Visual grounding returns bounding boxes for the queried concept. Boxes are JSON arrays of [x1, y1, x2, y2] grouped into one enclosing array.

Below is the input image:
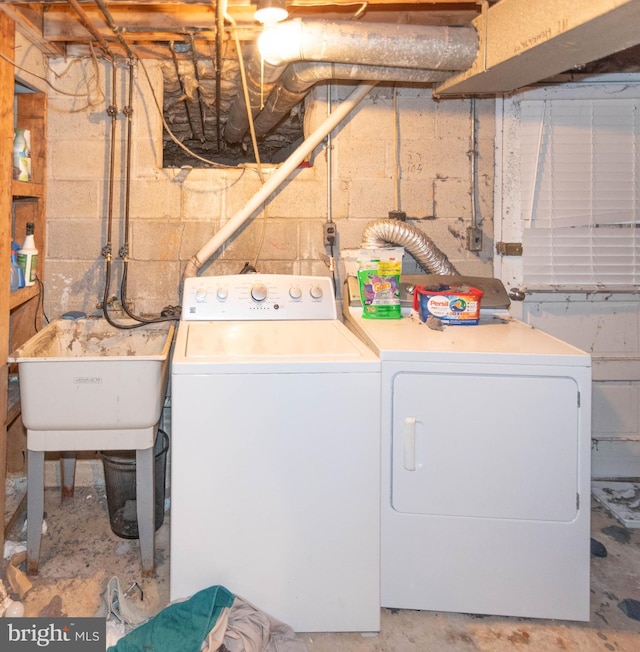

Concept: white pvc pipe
[[183, 81, 377, 278]]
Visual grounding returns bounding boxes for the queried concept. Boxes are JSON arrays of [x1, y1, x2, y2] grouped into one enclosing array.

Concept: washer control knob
[[309, 285, 323, 300], [195, 287, 208, 302], [289, 286, 302, 300], [216, 286, 229, 301], [251, 283, 268, 302]]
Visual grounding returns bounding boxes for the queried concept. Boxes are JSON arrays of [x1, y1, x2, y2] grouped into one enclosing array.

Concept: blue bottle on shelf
[[10, 240, 25, 291]]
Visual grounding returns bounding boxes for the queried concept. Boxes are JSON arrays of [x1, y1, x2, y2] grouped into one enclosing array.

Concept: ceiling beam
[[0, 2, 64, 55], [435, 0, 640, 97], [42, 3, 481, 43], [0, 0, 484, 5]]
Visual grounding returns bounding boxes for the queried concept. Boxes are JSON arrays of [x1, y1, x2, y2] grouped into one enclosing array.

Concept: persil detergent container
[[414, 284, 483, 325]]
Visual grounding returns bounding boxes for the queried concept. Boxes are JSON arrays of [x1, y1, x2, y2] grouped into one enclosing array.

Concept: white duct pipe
[[258, 19, 478, 70], [227, 18, 477, 144], [278, 62, 453, 95], [182, 82, 377, 279], [253, 63, 451, 139], [224, 53, 286, 144], [226, 61, 449, 145]]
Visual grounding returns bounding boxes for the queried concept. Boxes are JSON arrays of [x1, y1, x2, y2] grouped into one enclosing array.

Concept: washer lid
[[173, 319, 379, 372]]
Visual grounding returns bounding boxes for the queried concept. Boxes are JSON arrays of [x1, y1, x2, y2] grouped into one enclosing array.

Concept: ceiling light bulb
[[255, 0, 288, 25]]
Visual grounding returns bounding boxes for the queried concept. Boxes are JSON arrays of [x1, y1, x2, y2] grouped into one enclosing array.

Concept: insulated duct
[[223, 52, 286, 144], [361, 220, 459, 276], [252, 63, 451, 139], [225, 19, 478, 143], [258, 19, 478, 70]]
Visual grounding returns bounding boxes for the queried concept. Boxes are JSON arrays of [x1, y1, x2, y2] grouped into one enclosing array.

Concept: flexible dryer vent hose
[[360, 219, 459, 275]]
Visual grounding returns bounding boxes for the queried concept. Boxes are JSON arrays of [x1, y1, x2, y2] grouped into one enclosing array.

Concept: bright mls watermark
[[1, 618, 105, 650]]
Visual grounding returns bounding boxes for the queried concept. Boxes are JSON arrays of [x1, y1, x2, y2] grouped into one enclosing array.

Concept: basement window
[[505, 80, 640, 291], [160, 55, 304, 168]]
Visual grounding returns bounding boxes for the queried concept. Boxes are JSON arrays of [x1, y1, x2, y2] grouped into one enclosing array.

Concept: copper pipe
[[67, 0, 113, 58], [94, 0, 136, 60]]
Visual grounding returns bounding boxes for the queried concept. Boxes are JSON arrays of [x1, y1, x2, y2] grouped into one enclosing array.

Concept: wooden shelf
[[1, 11, 47, 547], [12, 180, 44, 199], [9, 284, 39, 311]]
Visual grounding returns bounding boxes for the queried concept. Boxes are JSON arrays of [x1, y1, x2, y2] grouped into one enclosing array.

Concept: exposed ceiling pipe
[[67, 0, 114, 59], [224, 52, 286, 143], [225, 18, 478, 143], [183, 82, 377, 280], [258, 19, 478, 70], [93, 0, 136, 61], [170, 42, 197, 141], [189, 32, 207, 142], [252, 62, 451, 139]]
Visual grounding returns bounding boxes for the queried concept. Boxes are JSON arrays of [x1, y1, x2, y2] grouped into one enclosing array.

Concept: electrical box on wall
[[324, 223, 337, 248], [466, 226, 483, 252]]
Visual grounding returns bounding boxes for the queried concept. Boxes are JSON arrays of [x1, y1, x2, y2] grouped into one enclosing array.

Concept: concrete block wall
[[44, 58, 495, 318]]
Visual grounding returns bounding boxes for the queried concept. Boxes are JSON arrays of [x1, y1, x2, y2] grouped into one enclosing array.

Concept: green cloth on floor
[[110, 585, 235, 652]]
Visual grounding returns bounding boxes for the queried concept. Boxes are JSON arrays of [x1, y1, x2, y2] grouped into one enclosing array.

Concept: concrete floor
[[3, 482, 640, 651]]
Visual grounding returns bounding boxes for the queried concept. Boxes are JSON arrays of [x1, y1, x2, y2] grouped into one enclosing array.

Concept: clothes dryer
[[343, 275, 592, 621]]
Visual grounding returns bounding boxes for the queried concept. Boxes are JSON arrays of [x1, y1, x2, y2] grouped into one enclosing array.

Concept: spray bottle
[[17, 222, 38, 287]]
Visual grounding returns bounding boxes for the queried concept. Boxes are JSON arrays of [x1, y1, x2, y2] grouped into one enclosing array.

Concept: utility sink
[[8, 317, 175, 451]]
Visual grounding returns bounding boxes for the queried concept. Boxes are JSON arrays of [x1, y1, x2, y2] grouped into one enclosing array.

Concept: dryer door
[[391, 371, 580, 522]]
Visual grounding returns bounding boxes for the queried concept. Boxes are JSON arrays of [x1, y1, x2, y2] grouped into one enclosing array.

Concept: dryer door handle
[[403, 417, 416, 471]]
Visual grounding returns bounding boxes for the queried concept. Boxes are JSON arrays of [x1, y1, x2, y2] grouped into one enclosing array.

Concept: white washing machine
[[343, 275, 592, 621], [170, 274, 380, 632]]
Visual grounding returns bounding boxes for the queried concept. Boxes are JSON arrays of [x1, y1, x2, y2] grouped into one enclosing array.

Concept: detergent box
[[414, 283, 483, 325]]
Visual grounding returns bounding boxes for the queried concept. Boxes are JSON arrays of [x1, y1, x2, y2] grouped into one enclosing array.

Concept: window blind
[[519, 97, 640, 289]]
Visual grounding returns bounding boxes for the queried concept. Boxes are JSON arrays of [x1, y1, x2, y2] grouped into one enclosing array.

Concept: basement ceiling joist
[[3, 1, 640, 81], [0, 1, 64, 55], [4, 0, 487, 56], [4, 1, 640, 167]]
